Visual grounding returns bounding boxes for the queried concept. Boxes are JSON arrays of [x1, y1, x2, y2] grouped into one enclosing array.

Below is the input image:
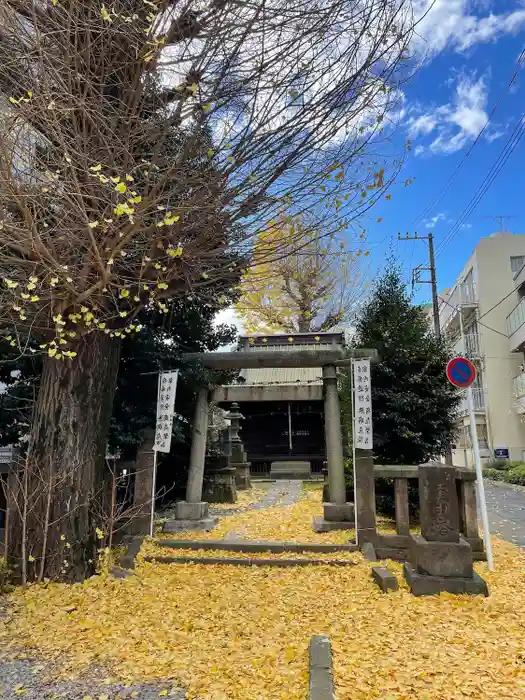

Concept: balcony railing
[[440, 282, 477, 329], [507, 297, 525, 338], [449, 282, 477, 307], [514, 372, 525, 399], [453, 333, 481, 357], [513, 374, 525, 414], [459, 388, 485, 414]]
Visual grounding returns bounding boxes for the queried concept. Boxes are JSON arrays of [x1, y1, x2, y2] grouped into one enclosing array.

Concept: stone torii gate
[[164, 347, 378, 534]]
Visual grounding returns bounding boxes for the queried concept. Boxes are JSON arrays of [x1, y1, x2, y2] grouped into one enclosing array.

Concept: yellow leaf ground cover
[[208, 488, 268, 511], [156, 486, 356, 544], [1, 487, 524, 700]]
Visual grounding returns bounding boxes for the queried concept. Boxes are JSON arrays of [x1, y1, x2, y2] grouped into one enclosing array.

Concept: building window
[[511, 256, 525, 275]]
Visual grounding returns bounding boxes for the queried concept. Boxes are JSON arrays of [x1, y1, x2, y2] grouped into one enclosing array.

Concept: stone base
[[312, 516, 355, 533], [466, 536, 486, 557], [270, 460, 311, 479], [323, 502, 354, 522], [163, 517, 218, 533], [175, 501, 209, 520], [410, 534, 473, 578], [403, 563, 489, 597], [234, 463, 252, 490]]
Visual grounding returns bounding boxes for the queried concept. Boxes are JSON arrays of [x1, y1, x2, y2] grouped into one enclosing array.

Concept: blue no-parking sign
[[446, 357, 477, 388]]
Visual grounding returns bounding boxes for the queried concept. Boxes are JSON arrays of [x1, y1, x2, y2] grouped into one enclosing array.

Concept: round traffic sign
[[446, 357, 477, 388]]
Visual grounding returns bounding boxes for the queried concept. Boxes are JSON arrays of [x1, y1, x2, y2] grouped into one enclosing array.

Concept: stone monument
[[226, 403, 251, 490], [403, 462, 488, 596]]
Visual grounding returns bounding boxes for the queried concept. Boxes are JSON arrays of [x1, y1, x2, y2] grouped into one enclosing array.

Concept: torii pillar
[[163, 386, 218, 532], [312, 364, 355, 532]]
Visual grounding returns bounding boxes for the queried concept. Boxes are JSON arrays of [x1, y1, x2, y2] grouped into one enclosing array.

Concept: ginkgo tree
[[236, 216, 371, 333], [0, 0, 414, 579]]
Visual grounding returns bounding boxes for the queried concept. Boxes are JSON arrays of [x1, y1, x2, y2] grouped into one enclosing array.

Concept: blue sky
[[364, 0, 525, 303], [217, 1, 525, 333]]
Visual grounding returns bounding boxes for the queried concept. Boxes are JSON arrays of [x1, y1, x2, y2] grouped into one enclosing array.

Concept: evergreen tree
[[352, 263, 460, 464]]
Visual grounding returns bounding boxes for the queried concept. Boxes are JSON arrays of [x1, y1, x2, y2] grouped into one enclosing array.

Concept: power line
[[438, 294, 508, 338], [436, 110, 525, 258], [412, 49, 525, 230]]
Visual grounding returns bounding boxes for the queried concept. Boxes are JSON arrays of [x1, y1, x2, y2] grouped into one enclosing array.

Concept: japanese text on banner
[[154, 370, 178, 453], [353, 359, 373, 450]]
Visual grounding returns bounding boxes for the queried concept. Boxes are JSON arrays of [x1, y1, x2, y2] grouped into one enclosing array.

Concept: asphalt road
[[483, 479, 525, 548]]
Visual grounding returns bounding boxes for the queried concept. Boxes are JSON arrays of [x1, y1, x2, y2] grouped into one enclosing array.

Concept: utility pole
[[398, 232, 440, 338]]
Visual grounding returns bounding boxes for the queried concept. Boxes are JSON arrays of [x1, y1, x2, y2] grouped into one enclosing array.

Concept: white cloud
[[423, 212, 446, 227], [412, 0, 525, 54], [407, 73, 501, 155], [407, 113, 438, 138]]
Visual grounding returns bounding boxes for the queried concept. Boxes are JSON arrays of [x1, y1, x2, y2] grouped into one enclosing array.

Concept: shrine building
[[213, 331, 346, 478]]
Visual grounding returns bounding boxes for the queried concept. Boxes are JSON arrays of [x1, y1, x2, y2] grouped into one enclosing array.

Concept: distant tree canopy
[[349, 263, 460, 464], [235, 216, 370, 334]]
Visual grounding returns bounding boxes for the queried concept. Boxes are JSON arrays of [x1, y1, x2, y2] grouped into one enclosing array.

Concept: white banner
[[353, 359, 373, 450], [154, 370, 179, 453]]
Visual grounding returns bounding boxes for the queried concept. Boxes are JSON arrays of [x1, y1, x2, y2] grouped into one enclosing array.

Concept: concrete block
[[309, 635, 335, 700], [410, 534, 473, 578], [403, 562, 489, 597], [323, 502, 354, 522], [312, 516, 354, 533], [162, 517, 218, 533], [371, 566, 398, 592], [175, 501, 209, 520]]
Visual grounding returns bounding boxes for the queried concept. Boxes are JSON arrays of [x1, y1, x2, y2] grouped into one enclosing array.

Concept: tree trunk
[[8, 332, 121, 582]]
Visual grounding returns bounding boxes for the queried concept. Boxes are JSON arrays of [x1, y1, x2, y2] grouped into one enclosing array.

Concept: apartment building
[[439, 232, 525, 467]]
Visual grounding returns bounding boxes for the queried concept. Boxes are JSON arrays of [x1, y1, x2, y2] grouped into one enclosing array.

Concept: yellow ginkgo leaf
[[115, 182, 127, 194]]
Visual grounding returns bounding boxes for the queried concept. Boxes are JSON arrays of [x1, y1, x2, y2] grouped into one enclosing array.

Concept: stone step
[[155, 538, 359, 554], [142, 554, 357, 567]]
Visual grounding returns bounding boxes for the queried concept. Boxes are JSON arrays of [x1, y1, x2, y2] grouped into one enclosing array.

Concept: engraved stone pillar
[[403, 463, 488, 596]]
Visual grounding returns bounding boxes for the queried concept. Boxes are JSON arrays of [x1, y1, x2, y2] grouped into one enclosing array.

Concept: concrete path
[[251, 479, 303, 509], [483, 479, 525, 548]]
